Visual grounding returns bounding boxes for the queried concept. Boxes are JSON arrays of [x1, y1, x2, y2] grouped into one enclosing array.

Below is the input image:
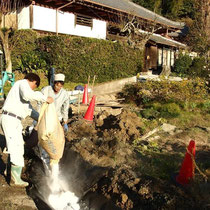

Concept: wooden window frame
[[75, 14, 93, 28]]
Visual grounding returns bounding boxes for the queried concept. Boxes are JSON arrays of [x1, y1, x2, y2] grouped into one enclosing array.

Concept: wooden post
[[56, 9, 58, 35], [91, 75, 96, 98], [78, 92, 80, 114], [87, 75, 90, 88], [56, 1, 75, 36]]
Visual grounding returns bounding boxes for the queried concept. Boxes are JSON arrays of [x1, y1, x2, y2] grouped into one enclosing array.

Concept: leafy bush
[[197, 100, 210, 113], [173, 54, 192, 76], [120, 78, 208, 106], [159, 103, 181, 118], [190, 57, 208, 78], [141, 108, 160, 119], [140, 102, 181, 119], [11, 30, 38, 71], [173, 54, 209, 79], [19, 51, 47, 73]]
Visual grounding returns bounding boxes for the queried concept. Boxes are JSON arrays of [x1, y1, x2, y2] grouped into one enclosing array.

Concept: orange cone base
[[83, 118, 93, 122]]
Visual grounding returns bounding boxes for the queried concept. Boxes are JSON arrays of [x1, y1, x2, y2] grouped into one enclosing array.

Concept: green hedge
[[11, 30, 40, 72], [11, 30, 143, 83]]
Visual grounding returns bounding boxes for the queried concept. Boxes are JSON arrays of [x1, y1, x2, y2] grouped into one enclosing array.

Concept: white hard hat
[[54, 73, 65, 82]]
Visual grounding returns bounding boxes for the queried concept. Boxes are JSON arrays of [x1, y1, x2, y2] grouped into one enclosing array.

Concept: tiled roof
[[138, 29, 186, 48], [150, 34, 186, 48], [88, 0, 185, 29]]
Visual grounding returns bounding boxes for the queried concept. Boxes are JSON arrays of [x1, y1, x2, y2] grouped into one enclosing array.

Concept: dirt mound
[[89, 168, 201, 210], [67, 109, 143, 142], [66, 109, 142, 168]]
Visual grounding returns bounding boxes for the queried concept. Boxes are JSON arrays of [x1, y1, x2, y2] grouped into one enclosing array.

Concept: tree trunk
[[0, 28, 12, 73], [160, 65, 171, 76], [0, 11, 13, 73], [4, 42, 12, 73]]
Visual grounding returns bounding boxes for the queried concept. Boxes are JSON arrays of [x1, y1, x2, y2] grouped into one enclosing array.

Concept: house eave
[[86, 0, 185, 30], [139, 29, 186, 48], [31, 0, 185, 30]]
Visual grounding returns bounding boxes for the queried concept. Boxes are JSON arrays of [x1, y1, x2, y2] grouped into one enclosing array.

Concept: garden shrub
[[197, 100, 210, 113], [149, 102, 162, 111], [159, 103, 181, 118], [173, 54, 209, 79], [173, 54, 192, 76], [140, 102, 181, 119], [141, 108, 160, 119], [11, 30, 38, 71], [120, 78, 208, 106], [20, 51, 47, 73], [190, 57, 208, 78]]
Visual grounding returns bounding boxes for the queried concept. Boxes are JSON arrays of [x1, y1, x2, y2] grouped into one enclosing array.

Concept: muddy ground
[[0, 106, 210, 210]]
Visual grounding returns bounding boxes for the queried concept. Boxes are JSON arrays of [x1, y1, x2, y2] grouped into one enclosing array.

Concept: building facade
[[2, 0, 187, 74]]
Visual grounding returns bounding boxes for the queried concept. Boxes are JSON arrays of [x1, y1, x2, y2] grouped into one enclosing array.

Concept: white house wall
[[58, 12, 75, 34], [58, 13, 106, 39], [171, 51, 175, 66], [73, 19, 106, 39], [33, 5, 56, 32], [18, 5, 106, 39], [167, 50, 171, 67], [18, 7, 30, 29]]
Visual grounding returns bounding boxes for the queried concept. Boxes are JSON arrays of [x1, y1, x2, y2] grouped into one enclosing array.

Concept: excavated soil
[[28, 109, 210, 209], [63, 109, 210, 210]]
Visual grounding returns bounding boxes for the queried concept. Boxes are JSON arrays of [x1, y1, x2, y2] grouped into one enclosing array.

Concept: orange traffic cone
[[176, 140, 195, 185], [82, 84, 89, 105], [84, 95, 96, 121]]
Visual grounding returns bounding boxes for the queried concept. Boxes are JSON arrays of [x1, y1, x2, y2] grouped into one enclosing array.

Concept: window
[[75, 14, 92, 27]]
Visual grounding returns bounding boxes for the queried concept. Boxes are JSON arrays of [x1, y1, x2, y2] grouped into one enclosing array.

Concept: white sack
[[37, 103, 65, 160]]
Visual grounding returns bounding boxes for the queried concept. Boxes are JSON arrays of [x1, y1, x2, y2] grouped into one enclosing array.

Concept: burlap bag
[[37, 103, 65, 160]]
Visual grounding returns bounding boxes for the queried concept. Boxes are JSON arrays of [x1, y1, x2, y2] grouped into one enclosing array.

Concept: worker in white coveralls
[[37, 73, 69, 132], [0, 73, 54, 187]]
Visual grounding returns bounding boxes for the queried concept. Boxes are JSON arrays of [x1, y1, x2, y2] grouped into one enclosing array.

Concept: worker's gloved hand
[[63, 123, 68, 132], [46, 96, 54, 104]]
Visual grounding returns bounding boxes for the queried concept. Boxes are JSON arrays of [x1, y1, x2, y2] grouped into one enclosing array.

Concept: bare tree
[[121, 15, 162, 50], [0, 0, 29, 72], [120, 14, 163, 73]]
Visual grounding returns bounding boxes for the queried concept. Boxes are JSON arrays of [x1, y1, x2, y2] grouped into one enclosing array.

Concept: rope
[[186, 147, 208, 183]]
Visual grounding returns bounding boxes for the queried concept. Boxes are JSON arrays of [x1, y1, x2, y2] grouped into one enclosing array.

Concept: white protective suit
[[38, 86, 69, 122], [0, 79, 47, 167]]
